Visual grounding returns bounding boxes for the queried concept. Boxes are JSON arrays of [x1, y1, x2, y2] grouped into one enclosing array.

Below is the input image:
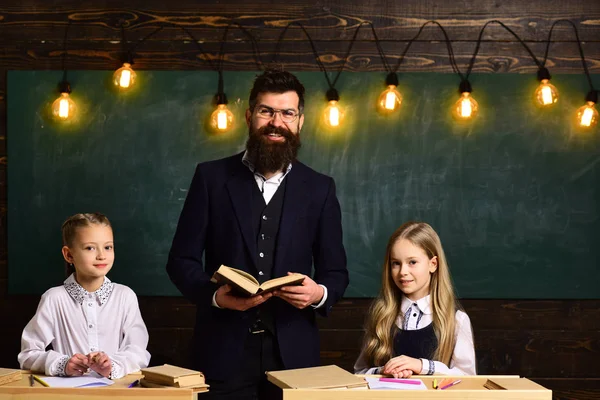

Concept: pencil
[[32, 375, 49, 387]]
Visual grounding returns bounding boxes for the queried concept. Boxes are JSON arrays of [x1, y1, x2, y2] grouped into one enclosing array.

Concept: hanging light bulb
[[209, 93, 234, 132], [113, 62, 137, 90], [452, 80, 478, 121], [51, 81, 76, 121], [377, 73, 402, 114], [323, 88, 344, 128], [534, 67, 558, 107], [576, 91, 599, 129]]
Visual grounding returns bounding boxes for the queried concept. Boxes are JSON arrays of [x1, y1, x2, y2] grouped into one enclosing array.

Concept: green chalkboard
[[7, 70, 600, 298]]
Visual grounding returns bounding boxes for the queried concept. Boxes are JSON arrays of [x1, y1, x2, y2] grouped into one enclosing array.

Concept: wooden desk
[[0, 371, 201, 400], [278, 375, 552, 400]]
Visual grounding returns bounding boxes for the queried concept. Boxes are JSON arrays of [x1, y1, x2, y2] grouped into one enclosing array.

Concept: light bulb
[[534, 79, 559, 107], [113, 62, 137, 89], [323, 100, 344, 127], [51, 92, 76, 121], [210, 104, 234, 132], [453, 92, 478, 121], [378, 85, 402, 113], [576, 101, 598, 128]]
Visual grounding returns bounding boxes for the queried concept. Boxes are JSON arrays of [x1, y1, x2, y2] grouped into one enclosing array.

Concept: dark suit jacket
[[166, 152, 349, 380]]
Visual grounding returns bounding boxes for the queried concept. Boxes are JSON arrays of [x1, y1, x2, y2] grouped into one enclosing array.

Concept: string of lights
[[48, 19, 598, 131]]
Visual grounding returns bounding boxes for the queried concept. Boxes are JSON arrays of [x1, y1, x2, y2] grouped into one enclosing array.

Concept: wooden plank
[[318, 299, 600, 331], [0, 1, 598, 42], [0, 43, 598, 73], [318, 328, 600, 378]]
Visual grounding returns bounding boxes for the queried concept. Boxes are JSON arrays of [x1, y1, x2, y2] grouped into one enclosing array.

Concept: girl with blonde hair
[[354, 221, 476, 377]]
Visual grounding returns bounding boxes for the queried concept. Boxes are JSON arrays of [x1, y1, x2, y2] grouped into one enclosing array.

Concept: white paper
[[39, 371, 114, 388], [365, 377, 427, 390]]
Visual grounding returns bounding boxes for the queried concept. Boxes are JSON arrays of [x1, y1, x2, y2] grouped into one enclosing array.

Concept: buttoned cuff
[[311, 285, 328, 309], [420, 358, 435, 375]]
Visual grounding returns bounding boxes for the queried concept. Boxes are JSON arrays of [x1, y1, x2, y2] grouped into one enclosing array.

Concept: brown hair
[[61, 212, 112, 276], [249, 69, 305, 113]]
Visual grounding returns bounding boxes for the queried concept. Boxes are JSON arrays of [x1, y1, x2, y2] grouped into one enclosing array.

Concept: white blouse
[[18, 275, 150, 379], [354, 294, 476, 375]]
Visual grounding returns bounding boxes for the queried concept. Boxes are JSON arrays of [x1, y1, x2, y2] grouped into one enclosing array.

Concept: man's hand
[[273, 273, 323, 309], [65, 353, 89, 376], [87, 351, 111, 378], [215, 284, 272, 311]]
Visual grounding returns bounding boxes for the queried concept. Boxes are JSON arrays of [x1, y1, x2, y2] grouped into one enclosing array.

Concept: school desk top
[[274, 374, 552, 400], [0, 370, 204, 400]]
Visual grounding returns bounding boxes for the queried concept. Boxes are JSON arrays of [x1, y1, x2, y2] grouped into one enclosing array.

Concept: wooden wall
[[1, 1, 599, 399]]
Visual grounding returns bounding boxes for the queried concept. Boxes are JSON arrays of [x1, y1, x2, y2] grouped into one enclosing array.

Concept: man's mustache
[[254, 125, 295, 139]]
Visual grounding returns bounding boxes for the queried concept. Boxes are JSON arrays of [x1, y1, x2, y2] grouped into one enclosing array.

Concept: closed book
[[139, 378, 209, 392], [267, 365, 368, 390], [210, 265, 305, 296], [141, 364, 205, 388]]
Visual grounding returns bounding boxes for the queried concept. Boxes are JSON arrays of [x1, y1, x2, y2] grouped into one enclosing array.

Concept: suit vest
[[250, 177, 287, 333]]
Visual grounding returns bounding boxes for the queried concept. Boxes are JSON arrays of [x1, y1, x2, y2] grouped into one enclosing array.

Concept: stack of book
[[140, 364, 209, 393]]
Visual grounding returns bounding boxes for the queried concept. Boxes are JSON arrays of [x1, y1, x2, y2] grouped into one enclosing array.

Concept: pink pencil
[[440, 379, 462, 390], [379, 378, 422, 385]]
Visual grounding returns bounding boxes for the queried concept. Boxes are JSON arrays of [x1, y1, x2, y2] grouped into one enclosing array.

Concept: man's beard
[[246, 124, 301, 174]]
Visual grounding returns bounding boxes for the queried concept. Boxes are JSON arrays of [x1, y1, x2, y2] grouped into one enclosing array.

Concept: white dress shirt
[[354, 294, 476, 375], [211, 152, 328, 308], [18, 274, 150, 379]]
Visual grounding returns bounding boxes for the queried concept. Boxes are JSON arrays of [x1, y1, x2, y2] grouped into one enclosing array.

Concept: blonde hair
[[361, 221, 461, 367], [61, 212, 112, 275]]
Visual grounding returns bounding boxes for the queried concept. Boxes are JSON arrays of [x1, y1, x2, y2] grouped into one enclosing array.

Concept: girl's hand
[[88, 351, 112, 378], [65, 353, 89, 376], [391, 369, 413, 378], [383, 355, 422, 376]]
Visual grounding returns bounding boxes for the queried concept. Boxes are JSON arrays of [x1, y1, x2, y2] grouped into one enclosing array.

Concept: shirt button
[[262, 215, 267, 220], [88, 303, 93, 307], [259, 271, 264, 276], [88, 294, 92, 299], [89, 324, 93, 329], [413, 313, 417, 317], [259, 252, 264, 258], [90, 347, 96, 351]]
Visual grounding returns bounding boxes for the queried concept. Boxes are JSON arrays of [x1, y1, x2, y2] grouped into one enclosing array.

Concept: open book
[[210, 265, 305, 296]]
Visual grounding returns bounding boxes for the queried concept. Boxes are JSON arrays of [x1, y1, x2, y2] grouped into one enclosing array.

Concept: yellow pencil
[[433, 378, 438, 389], [32, 375, 49, 387]]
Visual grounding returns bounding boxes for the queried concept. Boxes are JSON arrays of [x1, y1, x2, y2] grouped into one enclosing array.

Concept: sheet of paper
[[365, 377, 427, 390], [40, 371, 114, 388]]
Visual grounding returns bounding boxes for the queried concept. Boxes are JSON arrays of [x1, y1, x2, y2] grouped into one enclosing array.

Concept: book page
[[228, 267, 259, 286], [211, 265, 259, 295], [259, 273, 305, 292], [40, 372, 114, 388], [365, 377, 427, 390]]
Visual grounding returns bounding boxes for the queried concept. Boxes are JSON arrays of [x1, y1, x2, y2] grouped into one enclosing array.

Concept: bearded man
[[166, 69, 349, 400]]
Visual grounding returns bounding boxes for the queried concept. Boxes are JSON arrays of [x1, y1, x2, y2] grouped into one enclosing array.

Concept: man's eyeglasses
[[254, 105, 300, 123]]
